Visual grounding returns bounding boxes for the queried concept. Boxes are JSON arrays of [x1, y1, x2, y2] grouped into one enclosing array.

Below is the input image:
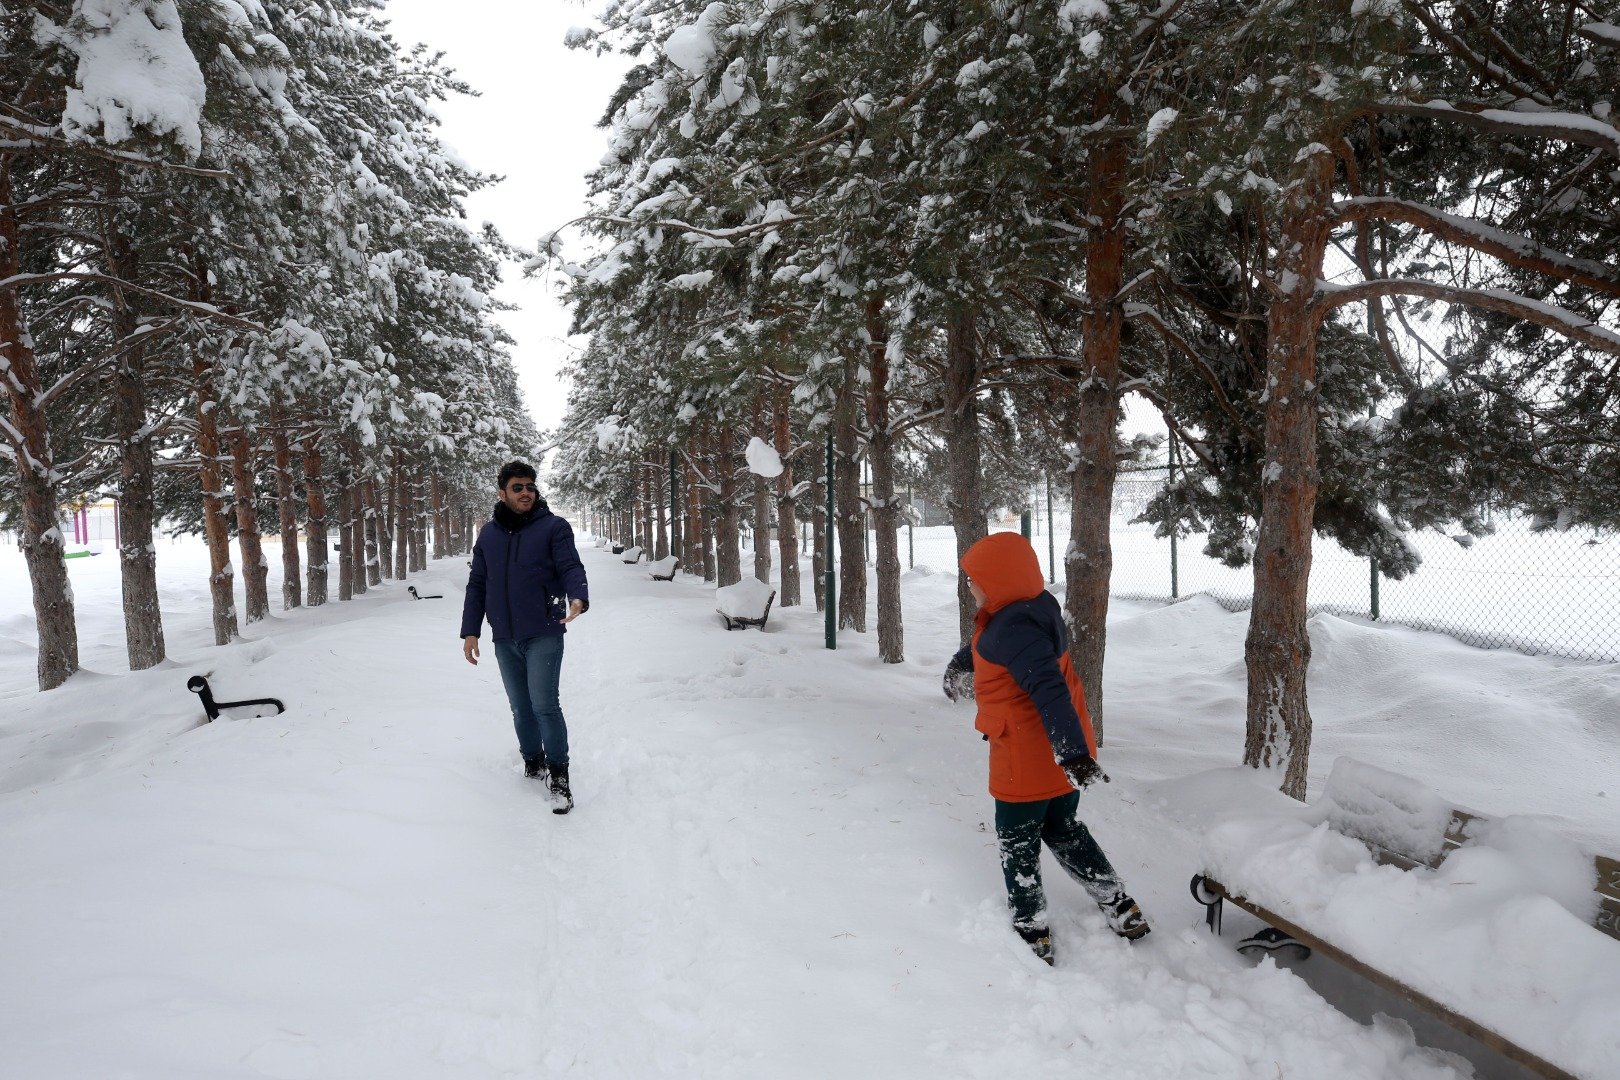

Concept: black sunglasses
[[507, 483, 538, 493]]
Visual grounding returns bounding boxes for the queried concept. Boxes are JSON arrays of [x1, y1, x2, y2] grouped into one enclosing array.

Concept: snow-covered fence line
[[765, 476, 1617, 664]]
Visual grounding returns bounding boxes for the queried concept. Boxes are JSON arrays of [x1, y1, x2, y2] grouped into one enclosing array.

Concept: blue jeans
[[493, 635, 568, 765]]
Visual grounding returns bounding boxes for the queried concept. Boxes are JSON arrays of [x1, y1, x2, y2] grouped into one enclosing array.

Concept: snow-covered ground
[[2, 536, 1617, 1079]]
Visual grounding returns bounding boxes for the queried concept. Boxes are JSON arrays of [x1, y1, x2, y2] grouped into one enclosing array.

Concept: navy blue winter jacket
[[948, 591, 1090, 765], [459, 500, 590, 642]]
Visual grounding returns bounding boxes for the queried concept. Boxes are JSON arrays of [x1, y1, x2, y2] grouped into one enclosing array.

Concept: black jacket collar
[[493, 498, 550, 532]]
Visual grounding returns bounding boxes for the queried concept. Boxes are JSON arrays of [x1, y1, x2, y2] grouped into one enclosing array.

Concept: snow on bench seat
[[715, 577, 775, 630], [620, 546, 643, 564], [648, 555, 679, 580], [1200, 758, 1620, 1080]]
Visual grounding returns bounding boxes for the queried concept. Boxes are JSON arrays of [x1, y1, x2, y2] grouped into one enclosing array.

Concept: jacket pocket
[[975, 710, 1007, 739]]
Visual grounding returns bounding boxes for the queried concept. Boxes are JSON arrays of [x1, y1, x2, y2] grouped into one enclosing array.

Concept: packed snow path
[[5, 541, 1613, 1078]]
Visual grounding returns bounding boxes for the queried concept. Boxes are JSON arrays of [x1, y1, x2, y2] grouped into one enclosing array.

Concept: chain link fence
[[874, 466, 1618, 664]]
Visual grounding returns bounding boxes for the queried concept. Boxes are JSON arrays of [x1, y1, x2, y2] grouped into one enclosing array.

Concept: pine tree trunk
[[686, 456, 704, 576], [944, 310, 986, 645], [866, 299, 903, 662], [715, 430, 742, 587], [1064, 131, 1127, 745], [338, 478, 356, 601], [410, 475, 427, 572], [1244, 146, 1335, 802], [834, 363, 867, 632], [346, 452, 367, 597], [811, 472, 826, 612], [0, 162, 78, 689], [365, 479, 382, 586], [394, 456, 410, 579], [654, 456, 669, 561], [191, 342, 238, 644], [230, 427, 271, 621], [431, 474, 447, 561], [302, 435, 329, 607], [270, 423, 302, 609], [774, 392, 801, 607], [108, 277, 165, 669]]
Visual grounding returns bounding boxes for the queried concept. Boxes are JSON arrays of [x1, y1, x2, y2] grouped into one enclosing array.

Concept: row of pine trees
[[545, 0, 1619, 798], [1, 2, 532, 691]]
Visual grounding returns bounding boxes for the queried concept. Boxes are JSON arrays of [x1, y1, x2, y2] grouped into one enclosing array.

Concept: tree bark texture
[[810, 473, 826, 613], [106, 234, 165, 670], [834, 360, 867, 633], [302, 436, 329, 607], [654, 454, 669, 561], [866, 298, 903, 662], [1244, 147, 1336, 802], [191, 344, 238, 644], [345, 454, 367, 597], [773, 392, 800, 607], [431, 474, 447, 561], [1064, 131, 1128, 745], [394, 456, 411, 580], [686, 457, 704, 576], [410, 474, 427, 572], [0, 160, 79, 688], [714, 431, 742, 587], [270, 424, 302, 610], [336, 478, 355, 601], [944, 310, 987, 646], [230, 426, 271, 620], [751, 390, 772, 583], [365, 478, 382, 587]]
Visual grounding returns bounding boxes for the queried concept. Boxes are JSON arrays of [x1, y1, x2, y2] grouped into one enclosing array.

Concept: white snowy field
[[2, 536, 1618, 1079]]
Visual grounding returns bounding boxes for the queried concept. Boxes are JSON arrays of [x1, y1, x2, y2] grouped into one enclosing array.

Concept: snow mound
[[1204, 761, 1619, 1080], [715, 576, 774, 619], [1321, 757, 1454, 866], [744, 436, 782, 478]]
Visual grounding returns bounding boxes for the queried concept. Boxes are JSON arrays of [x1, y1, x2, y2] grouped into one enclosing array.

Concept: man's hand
[[1063, 755, 1110, 791], [462, 636, 480, 665], [563, 599, 586, 625]]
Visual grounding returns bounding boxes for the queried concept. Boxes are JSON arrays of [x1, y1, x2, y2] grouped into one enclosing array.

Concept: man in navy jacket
[[461, 460, 589, 812]]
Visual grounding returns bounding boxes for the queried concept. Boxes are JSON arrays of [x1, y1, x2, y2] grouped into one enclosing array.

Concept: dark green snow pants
[[994, 791, 1122, 932]]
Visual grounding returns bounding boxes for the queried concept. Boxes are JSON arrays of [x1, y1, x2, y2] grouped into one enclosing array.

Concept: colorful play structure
[[65, 500, 118, 558]]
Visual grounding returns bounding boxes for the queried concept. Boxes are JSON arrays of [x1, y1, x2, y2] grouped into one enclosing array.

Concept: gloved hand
[[942, 657, 975, 702], [1063, 755, 1110, 791]]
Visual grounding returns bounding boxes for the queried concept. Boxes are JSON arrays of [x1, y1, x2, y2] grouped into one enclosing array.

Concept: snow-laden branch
[[1331, 197, 1620, 298], [0, 272, 262, 331], [1376, 100, 1620, 157], [1315, 279, 1620, 354], [0, 116, 234, 179]]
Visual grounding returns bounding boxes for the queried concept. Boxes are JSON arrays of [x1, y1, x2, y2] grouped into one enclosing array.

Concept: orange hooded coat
[[960, 533, 1099, 802]]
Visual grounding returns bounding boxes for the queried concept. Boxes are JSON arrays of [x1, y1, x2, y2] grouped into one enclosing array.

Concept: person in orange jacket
[[944, 532, 1149, 964]]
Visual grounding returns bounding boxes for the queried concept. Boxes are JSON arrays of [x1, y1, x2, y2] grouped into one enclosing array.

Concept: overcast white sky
[[381, 0, 630, 439]]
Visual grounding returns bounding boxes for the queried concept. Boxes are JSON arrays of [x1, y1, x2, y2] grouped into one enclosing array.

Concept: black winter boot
[[523, 756, 546, 780], [1103, 892, 1151, 941], [1017, 925, 1054, 966], [548, 763, 573, 815]]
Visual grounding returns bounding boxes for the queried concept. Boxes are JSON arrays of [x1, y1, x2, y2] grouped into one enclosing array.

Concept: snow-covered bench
[[648, 555, 680, 581], [1190, 758, 1620, 1080], [620, 545, 643, 564], [715, 577, 775, 631]]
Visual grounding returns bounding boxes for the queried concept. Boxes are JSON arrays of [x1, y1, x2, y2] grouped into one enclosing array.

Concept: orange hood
[[961, 532, 1046, 616]]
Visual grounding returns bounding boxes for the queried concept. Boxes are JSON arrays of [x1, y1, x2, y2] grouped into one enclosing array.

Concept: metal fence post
[[1370, 555, 1381, 621], [1046, 474, 1055, 585], [825, 431, 837, 650], [1168, 439, 1180, 600]]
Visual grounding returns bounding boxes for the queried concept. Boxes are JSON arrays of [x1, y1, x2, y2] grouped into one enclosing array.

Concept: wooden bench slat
[[1199, 877, 1584, 1080]]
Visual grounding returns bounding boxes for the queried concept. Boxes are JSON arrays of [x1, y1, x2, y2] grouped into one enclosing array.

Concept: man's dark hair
[[497, 460, 538, 489]]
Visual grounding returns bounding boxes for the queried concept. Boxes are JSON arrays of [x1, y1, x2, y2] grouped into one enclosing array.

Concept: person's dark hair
[[497, 460, 537, 489]]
